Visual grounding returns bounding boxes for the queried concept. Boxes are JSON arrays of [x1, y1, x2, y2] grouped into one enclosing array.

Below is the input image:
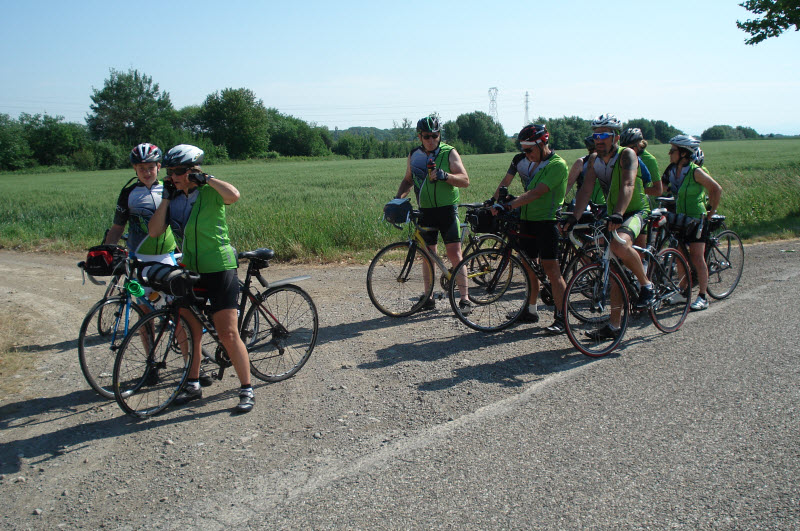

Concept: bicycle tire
[[113, 309, 194, 418], [448, 249, 529, 332], [564, 263, 629, 357], [462, 234, 505, 288], [367, 241, 435, 317], [102, 273, 125, 300], [243, 285, 319, 382], [78, 296, 146, 399], [706, 230, 744, 300], [648, 249, 691, 333]]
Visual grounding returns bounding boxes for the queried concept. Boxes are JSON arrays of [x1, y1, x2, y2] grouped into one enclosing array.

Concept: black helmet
[[619, 128, 644, 146], [416, 115, 440, 134], [130, 143, 162, 164], [518, 124, 549, 145], [583, 135, 595, 151], [162, 144, 204, 167]]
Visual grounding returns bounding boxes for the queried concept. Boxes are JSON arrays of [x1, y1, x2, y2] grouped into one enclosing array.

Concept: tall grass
[[1, 139, 798, 261]]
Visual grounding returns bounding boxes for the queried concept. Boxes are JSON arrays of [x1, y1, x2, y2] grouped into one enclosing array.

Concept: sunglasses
[[166, 167, 190, 176], [592, 132, 616, 140], [422, 133, 440, 140]]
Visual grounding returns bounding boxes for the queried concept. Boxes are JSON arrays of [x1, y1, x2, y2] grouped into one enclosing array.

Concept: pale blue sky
[[2, 0, 799, 136]]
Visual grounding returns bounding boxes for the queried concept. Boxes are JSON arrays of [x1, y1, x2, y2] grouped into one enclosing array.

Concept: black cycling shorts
[[418, 205, 461, 246], [518, 220, 560, 260], [195, 269, 240, 314]]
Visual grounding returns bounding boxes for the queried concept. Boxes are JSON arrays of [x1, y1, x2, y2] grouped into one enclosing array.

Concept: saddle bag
[[83, 245, 128, 276]]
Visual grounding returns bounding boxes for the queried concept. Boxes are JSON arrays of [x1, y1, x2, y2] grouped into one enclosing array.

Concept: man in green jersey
[[492, 124, 568, 333], [392, 115, 471, 313], [566, 114, 655, 339]]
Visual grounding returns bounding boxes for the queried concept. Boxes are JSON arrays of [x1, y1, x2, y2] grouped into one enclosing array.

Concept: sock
[[642, 283, 654, 289], [186, 379, 200, 391], [528, 304, 538, 316]]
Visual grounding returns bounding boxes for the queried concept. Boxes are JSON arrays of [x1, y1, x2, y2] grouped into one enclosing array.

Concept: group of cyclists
[[392, 113, 724, 340], [101, 112, 723, 413]]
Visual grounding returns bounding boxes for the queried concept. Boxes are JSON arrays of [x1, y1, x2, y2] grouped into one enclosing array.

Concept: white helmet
[[591, 114, 622, 131], [163, 144, 204, 167], [668, 134, 701, 152]]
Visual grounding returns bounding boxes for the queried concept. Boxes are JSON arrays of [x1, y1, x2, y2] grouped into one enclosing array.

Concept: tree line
[[0, 67, 771, 172]]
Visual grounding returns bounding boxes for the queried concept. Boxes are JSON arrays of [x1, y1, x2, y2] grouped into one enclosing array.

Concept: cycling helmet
[[693, 148, 705, 165], [591, 113, 622, 131], [162, 144, 204, 167], [668, 134, 700, 152], [130, 143, 162, 164], [583, 135, 595, 151], [416, 115, 441, 134], [619, 128, 644, 146], [518, 124, 549, 145]]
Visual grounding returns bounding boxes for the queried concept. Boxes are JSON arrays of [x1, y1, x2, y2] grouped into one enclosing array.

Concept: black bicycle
[[112, 249, 318, 418]]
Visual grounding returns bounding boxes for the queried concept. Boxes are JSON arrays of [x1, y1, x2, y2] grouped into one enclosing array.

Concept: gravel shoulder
[[0, 241, 797, 528]]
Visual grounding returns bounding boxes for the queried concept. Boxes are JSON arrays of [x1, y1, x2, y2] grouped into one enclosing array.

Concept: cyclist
[[104, 143, 177, 266], [663, 135, 722, 311], [148, 144, 255, 413], [565, 114, 654, 340], [566, 134, 606, 211], [390, 115, 471, 313], [620, 127, 661, 247], [491, 124, 568, 333]]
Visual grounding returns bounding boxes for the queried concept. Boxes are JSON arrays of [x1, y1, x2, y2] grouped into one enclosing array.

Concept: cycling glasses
[[421, 133, 440, 140], [166, 167, 190, 176], [592, 132, 616, 140]]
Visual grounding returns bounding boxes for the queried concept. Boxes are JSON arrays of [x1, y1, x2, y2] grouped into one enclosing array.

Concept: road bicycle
[[651, 197, 744, 300], [112, 248, 318, 418], [563, 215, 692, 358], [446, 205, 601, 332], [366, 202, 504, 317]]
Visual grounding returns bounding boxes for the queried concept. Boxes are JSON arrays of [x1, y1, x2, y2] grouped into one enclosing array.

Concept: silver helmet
[[162, 144, 204, 167], [591, 114, 622, 131]]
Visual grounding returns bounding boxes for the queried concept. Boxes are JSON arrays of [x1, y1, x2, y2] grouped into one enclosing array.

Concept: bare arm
[[445, 149, 469, 188], [644, 179, 663, 197], [104, 224, 125, 245], [612, 148, 638, 216], [566, 158, 584, 197], [694, 168, 722, 215], [393, 155, 415, 199], [206, 176, 240, 205], [510, 182, 550, 208], [571, 154, 597, 217], [149, 199, 169, 238]]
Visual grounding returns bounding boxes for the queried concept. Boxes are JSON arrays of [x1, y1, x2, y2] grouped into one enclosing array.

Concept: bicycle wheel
[[113, 309, 193, 418], [649, 249, 691, 333], [367, 242, 435, 317], [706, 230, 744, 300], [564, 263, 628, 357], [243, 285, 319, 382], [449, 249, 529, 332], [78, 296, 146, 399]]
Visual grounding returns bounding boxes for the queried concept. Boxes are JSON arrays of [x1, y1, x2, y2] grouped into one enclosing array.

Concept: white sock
[[528, 304, 538, 316]]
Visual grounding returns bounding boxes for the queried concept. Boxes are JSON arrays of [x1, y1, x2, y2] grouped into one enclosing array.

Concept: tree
[[86, 69, 175, 146], [19, 113, 89, 166], [652, 120, 683, 144], [445, 111, 507, 153], [200, 88, 270, 159], [0, 114, 33, 170], [534, 116, 592, 150], [737, 0, 800, 44], [623, 118, 657, 141]]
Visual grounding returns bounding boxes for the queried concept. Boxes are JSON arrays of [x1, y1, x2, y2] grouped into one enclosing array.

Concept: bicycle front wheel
[[706, 230, 744, 300], [449, 249, 529, 332], [243, 285, 319, 382], [367, 242, 435, 317], [649, 249, 691, 333], [113, 309, 194, 418], [564, 264, 628, 357], [78, 296, 146, 399]]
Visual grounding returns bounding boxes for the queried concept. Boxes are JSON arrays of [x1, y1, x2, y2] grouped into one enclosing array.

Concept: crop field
[[1, 139, 798, 262]]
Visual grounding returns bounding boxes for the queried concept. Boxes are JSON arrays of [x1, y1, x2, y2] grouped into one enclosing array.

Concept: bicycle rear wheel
[[449, 249, 529, 332], [462, 234, 505, 287], [564, 264, 628, 357], [706, 230, 744, 300], [113, 309, 193, 418], [649, 249, 691, 333], [78, 296, 146, 399], [367, 242, 435, 317], [243, 285, 319, 382]]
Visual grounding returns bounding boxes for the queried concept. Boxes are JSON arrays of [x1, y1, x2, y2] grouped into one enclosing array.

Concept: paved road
[[161, 240, 799, 529], [1, 240, 798, 529]]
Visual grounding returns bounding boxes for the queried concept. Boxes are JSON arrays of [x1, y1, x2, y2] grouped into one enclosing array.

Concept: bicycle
[[562, 216, 692, 358], [651, 197, 744, 300], [112, 248, 319, 418], [366, 201, 504, 317]]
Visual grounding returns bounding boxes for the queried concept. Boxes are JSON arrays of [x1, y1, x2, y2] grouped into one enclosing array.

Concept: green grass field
[[1, 139, 798, 263]]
